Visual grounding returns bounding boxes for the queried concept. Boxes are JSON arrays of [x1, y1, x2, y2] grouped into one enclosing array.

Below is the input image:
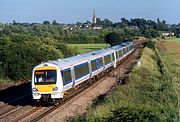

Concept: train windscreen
[[34, 70, 57, 85]]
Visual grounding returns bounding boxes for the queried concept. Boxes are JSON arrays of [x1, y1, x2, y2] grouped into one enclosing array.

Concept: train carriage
[[32, 41, 134, 101]]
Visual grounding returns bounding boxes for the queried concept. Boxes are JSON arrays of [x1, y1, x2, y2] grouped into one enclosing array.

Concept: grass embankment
[[68, 43, 109, 54], [156, 38, 180, 119], [0, 79, 15, 90], [72, 42, 178, 121]]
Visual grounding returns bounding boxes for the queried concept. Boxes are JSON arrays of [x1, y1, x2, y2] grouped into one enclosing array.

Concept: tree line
[[0, 25, 78, 80], [0, 17, 179, 81]]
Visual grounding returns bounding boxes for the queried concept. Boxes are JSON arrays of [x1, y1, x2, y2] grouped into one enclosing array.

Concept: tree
[[86, 20, 91, 24], [144, 29, 152, 38], [52, 20, 58, 25], [104, 18, 113, 27], [12, 20, 17, 25], [104, 32, 122, 46], [120, 18, 129, 27], [76, 22, 82, 27], [157, 19, 168, 31], [0, 35, 65, 80], [122, 28, 134, 41], [43, 20, 50, 25]]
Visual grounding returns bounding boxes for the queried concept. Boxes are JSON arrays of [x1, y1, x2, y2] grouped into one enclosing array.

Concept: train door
[[88, 59, 93, 79], [71, 66, 76, 88], [113, 51, 117, 68], [102, 55, 106, 71]]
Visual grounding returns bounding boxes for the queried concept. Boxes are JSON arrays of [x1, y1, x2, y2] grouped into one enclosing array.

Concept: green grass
[[166, 37, 180, 45], [68, 43, 109, 54], [156, 39, 180, 120], [0, 79, 15, 90], [71, 46, 178, 122], [0, 79, 13, 84]]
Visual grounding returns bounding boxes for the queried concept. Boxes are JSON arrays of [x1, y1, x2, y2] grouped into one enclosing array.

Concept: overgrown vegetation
[[71, 42, 179, 122], [156, 39, 180, 120], [143, 40, 155, 49], [0, 35, 78, 81]]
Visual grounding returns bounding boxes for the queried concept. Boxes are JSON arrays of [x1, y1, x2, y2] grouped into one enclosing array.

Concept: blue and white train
[[32, 42, 134, 100]]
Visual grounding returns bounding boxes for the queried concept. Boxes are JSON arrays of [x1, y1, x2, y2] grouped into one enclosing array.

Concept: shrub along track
[[0, 41, 144, 122]]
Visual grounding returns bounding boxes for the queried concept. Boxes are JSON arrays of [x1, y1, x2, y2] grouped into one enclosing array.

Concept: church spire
[[92, 8, 96, 27]]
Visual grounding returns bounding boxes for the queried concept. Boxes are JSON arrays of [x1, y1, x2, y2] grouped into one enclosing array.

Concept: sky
[[0, 0, 179, 24]]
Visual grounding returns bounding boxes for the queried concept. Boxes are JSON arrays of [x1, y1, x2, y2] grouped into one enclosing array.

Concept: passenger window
[[61, 68, 72, 85], [116, 51, 119, 59], [104, 54, 111, 65], [119, 50, 123, 57], [123, 48, 126, 54], [91, 60, 97, 71], [127, 47, 129, 52], [74, 62, 89, 80]]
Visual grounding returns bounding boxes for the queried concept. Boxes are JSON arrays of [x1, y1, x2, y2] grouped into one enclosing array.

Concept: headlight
[[52, 87, 58, 91], [32, 88, 38, 92]]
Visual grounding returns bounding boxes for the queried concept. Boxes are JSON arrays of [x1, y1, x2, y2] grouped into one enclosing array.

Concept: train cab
[[32, 63, 64, 101]]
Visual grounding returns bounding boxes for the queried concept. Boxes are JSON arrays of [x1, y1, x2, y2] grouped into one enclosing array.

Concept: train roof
[[111, 42, 133, 50], [51, 47, 115, 69], [36, 42, 133, 69]]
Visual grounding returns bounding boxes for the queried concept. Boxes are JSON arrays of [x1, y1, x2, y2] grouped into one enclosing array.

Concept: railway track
[[0, 41, 144, 122], [17, 41, 142, 121], [0, 94, 31, 114], [0, 94, 33, 121], [0, 93, 31, 108]]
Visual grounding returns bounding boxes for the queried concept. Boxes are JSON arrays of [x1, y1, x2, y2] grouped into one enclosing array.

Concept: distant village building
[[61, 8, 102, 30], [162, 32, 175, 37], [61, 23, 78, 30], [82, 22, 91, 28]]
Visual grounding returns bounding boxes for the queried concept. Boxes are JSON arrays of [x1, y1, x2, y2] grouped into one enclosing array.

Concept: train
[[31, 41, 134, 101]]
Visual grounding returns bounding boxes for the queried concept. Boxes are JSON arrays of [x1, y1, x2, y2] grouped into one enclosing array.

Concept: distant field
[[68, 43, 109, 54], [166, 37, 180, 45]]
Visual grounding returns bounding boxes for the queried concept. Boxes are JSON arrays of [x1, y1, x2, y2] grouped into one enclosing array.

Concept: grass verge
[[0, 79, 15, 90], [156, 39, 180, 121]]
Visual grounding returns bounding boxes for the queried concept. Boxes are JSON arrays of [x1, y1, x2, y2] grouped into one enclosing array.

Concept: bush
[[57, 42, 78, 58], [104, 32, 122, 46], [0, 35, 77, 81], [143, 40, 155, 49], [106, 106, 160, 122]]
